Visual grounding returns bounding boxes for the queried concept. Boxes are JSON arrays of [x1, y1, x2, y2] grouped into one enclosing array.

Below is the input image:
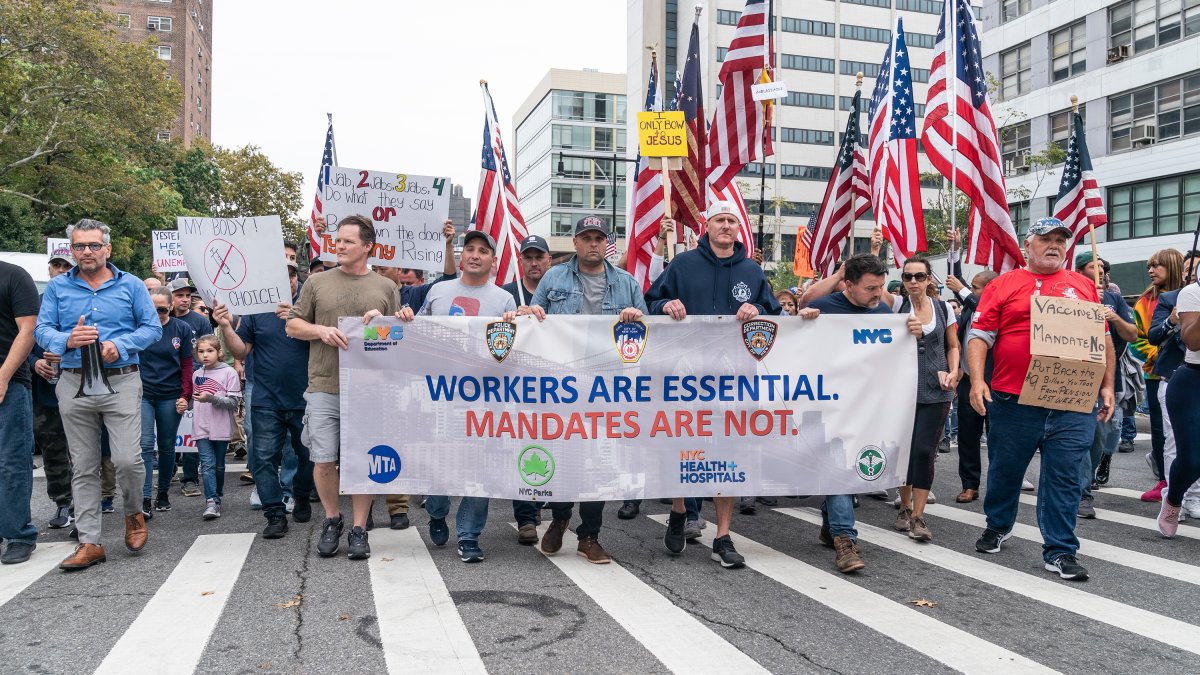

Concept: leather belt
[[63, 365, 139, 375]]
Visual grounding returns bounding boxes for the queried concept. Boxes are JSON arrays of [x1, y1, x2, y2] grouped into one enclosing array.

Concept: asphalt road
[[2, 433, 1197, 675]]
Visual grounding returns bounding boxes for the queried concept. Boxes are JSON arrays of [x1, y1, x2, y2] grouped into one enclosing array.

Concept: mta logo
[[366, 445, 401, 484], [364, 325, 404, 341], [852, 328, 893, 344]]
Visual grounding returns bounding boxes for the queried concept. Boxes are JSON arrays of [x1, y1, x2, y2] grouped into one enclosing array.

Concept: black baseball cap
[[574, 215, 610, 237], [519, 235, 550, 253], [463, 230, 497, 252]]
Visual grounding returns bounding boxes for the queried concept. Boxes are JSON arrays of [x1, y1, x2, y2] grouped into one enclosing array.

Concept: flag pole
[[755, 0, 772, 258], [1074, 94, 1101, 292], [948, 0, 959, 277], [480, 80, 526, 306], [327, 112, 338, 165]]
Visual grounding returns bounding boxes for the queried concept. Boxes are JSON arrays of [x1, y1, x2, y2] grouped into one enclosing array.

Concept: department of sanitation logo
[[366, 445, 401, 484], [856, 445, 886, 481], [517, 445, 555, 487], [485, 321, 517, 362], [731, 281, 752, 303], [741, 320, 777, 361]]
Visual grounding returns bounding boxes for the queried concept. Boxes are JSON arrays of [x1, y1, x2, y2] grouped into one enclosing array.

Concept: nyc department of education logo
[[485, 321, 517, 362], [856, 445, 886, 481], [366, 445, 402, 484], [613, 320, 649, 364], [741, 319, 777, 361], [732, 281, 752, 303], [517, 445, 554, 487]]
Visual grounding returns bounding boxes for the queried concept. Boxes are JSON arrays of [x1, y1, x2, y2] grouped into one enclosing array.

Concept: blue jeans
[[821, 494, 857, 541], [249, 407, 313, 519], [0, 385, 36, 544], [426, 496, 489, 542], [1082, 407, 1122, 500], [513, 500, 538, 526], [984, 391, 1096, 563], [140, 397, 182, 499], [197, 439, 228, 502], [944, 397, 959, 439], [180, 449, 199, 483], [1120, 413, 1137, 443]]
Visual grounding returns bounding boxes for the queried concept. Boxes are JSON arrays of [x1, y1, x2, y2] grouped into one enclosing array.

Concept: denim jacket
[[529, 257, 648, 316]]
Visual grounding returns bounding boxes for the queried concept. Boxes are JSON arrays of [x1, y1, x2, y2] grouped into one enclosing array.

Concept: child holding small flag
[[179, 335, 242, 520]]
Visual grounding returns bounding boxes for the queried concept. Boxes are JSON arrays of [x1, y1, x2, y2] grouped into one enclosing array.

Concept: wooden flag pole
[[1073, 94, 1101, 292]]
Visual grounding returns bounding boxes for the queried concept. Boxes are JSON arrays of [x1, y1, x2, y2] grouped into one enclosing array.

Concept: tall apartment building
[[105, 0, 213, 146], [982, 0, 1200, 291], [512, 69, 629, 255]]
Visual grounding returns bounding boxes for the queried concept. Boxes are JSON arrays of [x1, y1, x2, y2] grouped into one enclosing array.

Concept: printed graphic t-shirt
[[418, 278, 516, 317]]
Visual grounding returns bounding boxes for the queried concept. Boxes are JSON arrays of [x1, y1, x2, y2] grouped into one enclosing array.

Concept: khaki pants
[[385, 494, 409, 515]]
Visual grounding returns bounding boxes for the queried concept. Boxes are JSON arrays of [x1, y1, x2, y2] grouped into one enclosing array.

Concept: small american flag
[[605, 229, 618, 260], [308, 115, 337, 260], [708, 0, 773, 191], [193, 373, 228, 397], [1052, 109, 1106, 264], [472, 82, 529, 286], [810, 90, 870, 277]]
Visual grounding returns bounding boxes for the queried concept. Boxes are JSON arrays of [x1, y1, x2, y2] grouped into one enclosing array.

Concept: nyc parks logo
[[517, 445, 555, 492]]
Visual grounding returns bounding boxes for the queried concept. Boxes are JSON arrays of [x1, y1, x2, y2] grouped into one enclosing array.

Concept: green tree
[[212, 145, 305, 244]]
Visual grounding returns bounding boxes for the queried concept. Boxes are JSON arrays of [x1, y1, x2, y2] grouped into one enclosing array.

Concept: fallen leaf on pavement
[[381, 557, 394, 562], [338, 613, 351, 621], [910, 599, 938, 608], [201, 591, 214, 597], [275, 600, 301, 608]]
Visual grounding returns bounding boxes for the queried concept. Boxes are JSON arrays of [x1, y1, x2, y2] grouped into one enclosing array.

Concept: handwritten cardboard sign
[[152, 230, 188, 272], [46, 238, 71, 259], [313, 167, 451, 271], [637, 111, 687, 157], [175, 215, 290, 315], [1019, 295, 1106, 412]]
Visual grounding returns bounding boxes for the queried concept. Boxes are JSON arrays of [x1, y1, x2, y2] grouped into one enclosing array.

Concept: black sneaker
[[710, 535, 745, 569], [347, 526, 370, 560], [1118, 440, 1135, 453], [458, 540, 485, 563], [389, 513, 410, 530], [1045, 554, 1089, 580], [429, 517, 449, 546], [1096, 454, 1112, 485], [365, 511, 375, 532], [155, 493, 172, 512], [291, 499, 312, 523], [48, 505, 73, 529], [664, 511, 686, 554], [616, 501, 640, 520], [317, 516, 344, 557], [975, 528, 1012, 554], [263, 515, 289, 539], [141, 498, 154, 520]]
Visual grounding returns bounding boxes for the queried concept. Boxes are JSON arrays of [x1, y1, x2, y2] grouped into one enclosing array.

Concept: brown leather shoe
[[59, 543, 106, 571], [577, 537, 612, 564], [956, 488, 979, 503], [125, 513, 148, 552], [833, 535, 865, 574], [540, 518, 570, 554]]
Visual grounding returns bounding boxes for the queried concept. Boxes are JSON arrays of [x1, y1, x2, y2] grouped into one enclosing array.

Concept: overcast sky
[[211, 1, 626, 217]]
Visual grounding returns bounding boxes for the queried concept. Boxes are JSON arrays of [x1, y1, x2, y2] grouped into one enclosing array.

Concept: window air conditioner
[[1107, 44, 1131, 63], [1131, 125, 1156, 144]]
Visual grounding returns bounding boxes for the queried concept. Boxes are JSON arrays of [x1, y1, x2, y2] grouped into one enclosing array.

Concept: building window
[[781, 18, 834, 37], [779, 128, 835, 145], [840, 61, 881, 79], [1049, 105, 1085, 153], [781, 54, 834, 73], [839, 131, 869, 146], [717, 47, 727, 62], [1008, 201, 1031, 237], [552, 185, 585, 208], [841, 24, 891, 44], [155, 45, 172, 60], [738, 163, 776, 178], [912, 68, 930, 83], [781, 164, 833, 182], [784, 92, 834, 109], [1001, 0, 1031, 23], [1109, 72, 1200, 151], [906, 32, 937, 49], [1107, 171, 1200, 239], [1000, 121, 1031, 174], [116, 13, 130, 28], [717, 9, 740, 25], [1110, 0, 1200, 56], [1051, 22, 1087, 82], [551, 213, 575, 237], [897, 0, 944, 14], [157, 131, 172, 142], [843, 0, 890, 7], [147, 16, 172, 31], [999, 43, 1031, 99]]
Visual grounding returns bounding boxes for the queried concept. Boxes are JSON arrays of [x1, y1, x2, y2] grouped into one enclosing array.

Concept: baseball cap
[[286, 259, 298, 272], [49, 253, 74, 266], [705, 201, 743, 225], [519, 235, 550, 253], [463, 230, 497, 252], [574, 215, 610, 237], [1074, 251, 1097, 270], [1026, 217, 1071, 239], [167, 278, 197, 294]]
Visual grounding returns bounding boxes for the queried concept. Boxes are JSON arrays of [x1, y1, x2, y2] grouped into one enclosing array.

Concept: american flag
[[472, 82, 529, 287], [809, 89, 871, 277], [922, 0, 1023, 272], [669, 18, 708, 239], [1052, 109, 1106, 264], [193, 372, 230, 397], [868, 18, 927, 267], [605, 229, 618, 260], [627, 53, 667, 290], [307, 115, 337, 261], [708, 0, 774, 191]]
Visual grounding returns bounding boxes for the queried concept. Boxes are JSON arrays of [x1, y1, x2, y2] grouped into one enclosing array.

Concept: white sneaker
[[250, 488, 262, 510], [203, 499, 221, 520], [284, 496, 295, 514], [927, 491, 937, 505], [1183, 501, 1200, 520]]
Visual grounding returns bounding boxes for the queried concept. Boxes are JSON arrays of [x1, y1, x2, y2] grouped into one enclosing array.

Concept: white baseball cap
[[705, 200, 743, 225]]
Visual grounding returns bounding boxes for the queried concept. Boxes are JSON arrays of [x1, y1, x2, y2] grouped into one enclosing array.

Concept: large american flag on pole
[[809, 89, 870, 277], [669, 17, 708, 238], [922, 0, 1023, 272], [868, 19, 926, 267], [1052, 109, 1106, 264], [708, 0, 774, 191], [472, 82, 529, 287], [627, 53, 667, 290], [307, 115, 337, 260]]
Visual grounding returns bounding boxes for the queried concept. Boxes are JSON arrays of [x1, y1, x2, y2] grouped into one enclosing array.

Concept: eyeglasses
[[902, 272, 930, 282], [155, 306, 170, 314], [70, 243, 104, 252], [196, 307, 210, 313]]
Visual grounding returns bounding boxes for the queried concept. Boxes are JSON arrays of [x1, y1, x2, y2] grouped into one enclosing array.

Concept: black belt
[[63, 365, 139, 375]]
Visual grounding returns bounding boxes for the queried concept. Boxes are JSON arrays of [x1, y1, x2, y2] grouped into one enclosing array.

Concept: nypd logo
[[486, 321, 517, 363], [856, 445, 886, 481], [613, 320, 649, 364], [741, 319, 777, 361]]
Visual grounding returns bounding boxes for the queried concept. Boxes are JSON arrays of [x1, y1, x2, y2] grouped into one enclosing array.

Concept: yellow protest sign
[[1019, 295, 1107, 413], [637, 111, 687, 157]]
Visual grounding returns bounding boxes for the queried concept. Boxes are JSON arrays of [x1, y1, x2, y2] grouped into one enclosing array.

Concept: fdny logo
[[485, 321, 517, 362], [171, 337, 181, 350], [741, 319, 777, 361], [613, 320, 649, 364], [732, 281, 752, 303]]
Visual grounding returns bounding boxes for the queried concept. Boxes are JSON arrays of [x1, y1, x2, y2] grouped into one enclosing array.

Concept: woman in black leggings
[[1159, 279, 1200, 537]]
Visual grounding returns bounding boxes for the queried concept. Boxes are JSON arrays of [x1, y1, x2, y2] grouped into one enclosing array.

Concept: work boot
[[833, 535, 865, 573], [541, 519, 570, 555]]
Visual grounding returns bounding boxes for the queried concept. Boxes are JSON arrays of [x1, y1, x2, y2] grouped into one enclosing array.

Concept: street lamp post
[[557, 151, 639, 237]]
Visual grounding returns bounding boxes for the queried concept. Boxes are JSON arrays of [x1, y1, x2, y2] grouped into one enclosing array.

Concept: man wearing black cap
[[516, 215, 647, 564], [502, 234, 552, 308], [30, 253, 76, 529]]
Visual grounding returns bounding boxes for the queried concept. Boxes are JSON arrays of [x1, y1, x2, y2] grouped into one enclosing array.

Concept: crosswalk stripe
[[1018, 494, 1200, 540], [1098, 487, 1159, 501], [646, 515, 1058, 674], [367, 528, 486, 674], [923, 504, 1200, 587], [514, 522, 769, 674], [0, 542, 73, 608], [778, 508, 1200, 657], [94, 533, 255, 674]]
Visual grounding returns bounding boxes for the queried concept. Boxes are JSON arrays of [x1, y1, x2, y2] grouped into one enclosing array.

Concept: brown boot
[[59, 543, 106, 571], [956, 488, 978, 503], [125, 513, 148, 552], [540, 518, 570, 554], [833, 535, 865, 574], [577, 537, 612, 564]]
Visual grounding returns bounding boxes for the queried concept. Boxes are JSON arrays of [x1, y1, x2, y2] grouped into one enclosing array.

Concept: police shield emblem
[[612, 320, 649, 364], [485, 321, 517, 362], [741, 319, 777, 361]]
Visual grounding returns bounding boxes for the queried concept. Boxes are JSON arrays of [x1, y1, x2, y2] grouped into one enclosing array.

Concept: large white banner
[[338, 314, 917, 500], [176, 215, 290, 315]]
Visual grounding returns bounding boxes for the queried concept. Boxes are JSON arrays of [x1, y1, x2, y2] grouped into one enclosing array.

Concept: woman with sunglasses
[[883, 257, 961, 541], [1130, 249, 1185, 502]]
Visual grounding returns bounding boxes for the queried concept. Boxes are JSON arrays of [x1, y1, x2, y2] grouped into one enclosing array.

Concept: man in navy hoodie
[[645, 201, 782, 569]]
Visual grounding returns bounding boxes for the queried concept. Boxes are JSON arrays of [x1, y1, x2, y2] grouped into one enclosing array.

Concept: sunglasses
[[902, 272, 930, 282], [156, 306, 170, 314], [70, 243, 104, 252], [196, 306, 210, 313]]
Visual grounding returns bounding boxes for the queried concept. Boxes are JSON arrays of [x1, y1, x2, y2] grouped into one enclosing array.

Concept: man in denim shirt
[[519, 215, 647, 564]]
